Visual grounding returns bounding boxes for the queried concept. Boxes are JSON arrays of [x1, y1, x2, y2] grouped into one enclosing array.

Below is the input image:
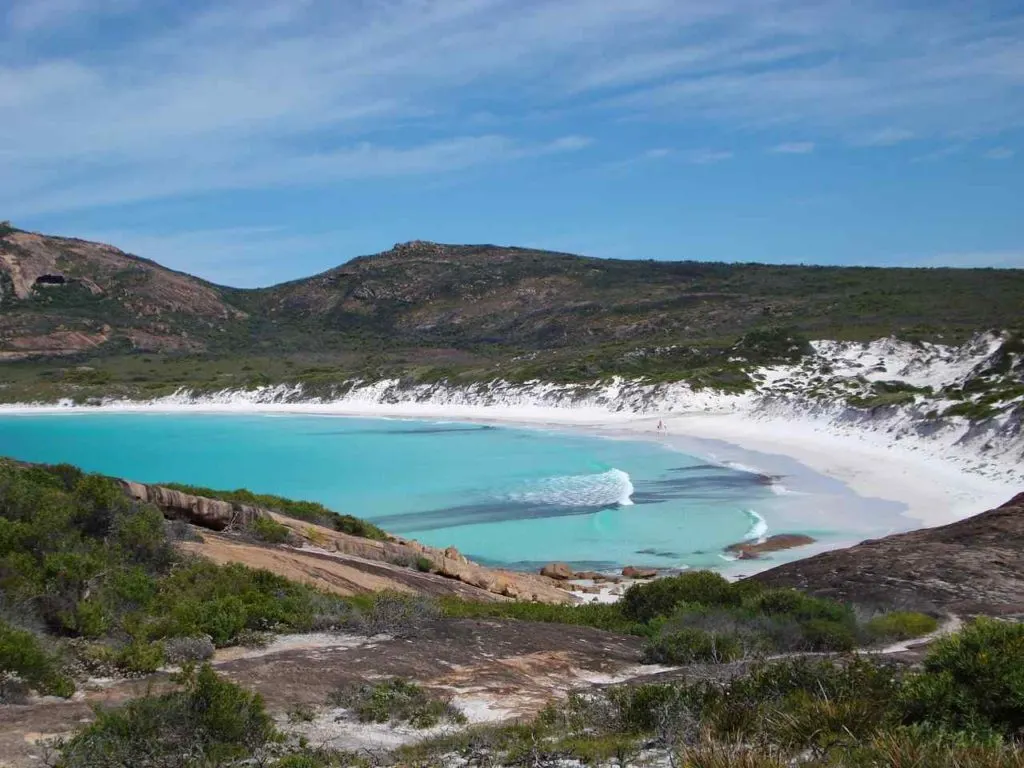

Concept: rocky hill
[[4, 228, 1024, 367], [754, 492, 1024, 616], [0, 229, 245, 360], [236, 239, 1024, 352]]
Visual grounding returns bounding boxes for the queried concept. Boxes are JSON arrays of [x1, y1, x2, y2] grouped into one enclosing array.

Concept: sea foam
[[512, 468, 635, 508], [744, 509, 769, 542]]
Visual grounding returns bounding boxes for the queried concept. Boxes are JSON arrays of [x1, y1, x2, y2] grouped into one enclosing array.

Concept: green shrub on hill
[[56, 664, 278, 768], [641, 627, 743, 664], [247, 515, 292, 544], [867, 611, 939, 641], [329, 678, 466, 729], [0, 459, 358, 688], [0, 620, 75, 700], [899, 618, 1024, 739], [621, 571, 739, 622]]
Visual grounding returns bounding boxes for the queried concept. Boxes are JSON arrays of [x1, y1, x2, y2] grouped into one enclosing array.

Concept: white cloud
[[2, 0, 1024, 215], [856, 128, 916, 147], [644, 148, 673, 159], [687, 149, 734, 165], [984, 147, 1015, 160], [5, 0, 140, 32], [771, 141, 815, 154], [4, 134, 591, 218]]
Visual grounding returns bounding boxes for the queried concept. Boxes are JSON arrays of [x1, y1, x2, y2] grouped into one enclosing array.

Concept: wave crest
[[744, 509, 769, 542], [511, 468, 635, 508]]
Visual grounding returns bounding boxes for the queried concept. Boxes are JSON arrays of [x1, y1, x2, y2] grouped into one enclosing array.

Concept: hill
[[4, 228, 1024, 371], [239, 239, 1024, 353], [0, 228, 245, 360], [755, 491, 1024, 617]]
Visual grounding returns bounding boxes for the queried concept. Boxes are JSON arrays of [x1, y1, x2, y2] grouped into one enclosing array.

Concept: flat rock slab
[[754, 492, 1024, 616]]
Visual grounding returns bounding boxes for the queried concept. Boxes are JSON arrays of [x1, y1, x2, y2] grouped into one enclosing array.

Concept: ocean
[[0, 412, 866, 571]]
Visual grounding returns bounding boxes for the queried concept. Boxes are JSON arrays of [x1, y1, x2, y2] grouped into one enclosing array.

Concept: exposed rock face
[[726, 534, 816, 560], [117, 479, 571, 605], [754, 493, 1024, 616], [120, 481, 263, 531], [622, 566, 658, 579], [540, 562, 574, 580]]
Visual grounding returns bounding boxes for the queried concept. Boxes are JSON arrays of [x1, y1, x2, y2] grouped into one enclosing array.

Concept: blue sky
[[1, 0, 1022, 286]]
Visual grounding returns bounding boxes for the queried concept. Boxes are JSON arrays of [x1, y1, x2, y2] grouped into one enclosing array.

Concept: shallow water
[[0, 413, 869, 570]]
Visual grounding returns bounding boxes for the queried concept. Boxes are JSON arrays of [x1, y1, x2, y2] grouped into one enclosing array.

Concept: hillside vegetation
[[3, 228, 1024, 401]]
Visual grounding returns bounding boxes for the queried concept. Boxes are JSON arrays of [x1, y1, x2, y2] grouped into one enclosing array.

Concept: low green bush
[[439, 596, 646, 636], [642, 628, 743, 664], [248, 516, 292, 544], [329, 678, 466, 729], [355, 591, 440, 638], [866, 611, 939, 641], [744, 588, 851, 624], [898, 618, 1024, 738], [800, 618, 858, 652], [0, 619, 75, 699], [621, 571, 739, 622], [840, 727, 1024, 768], [149, 560, 324, 645], [56, 664, 278, 767]]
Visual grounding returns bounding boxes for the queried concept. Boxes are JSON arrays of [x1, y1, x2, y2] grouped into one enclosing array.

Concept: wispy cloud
[[687, 149, 734, 165], [2, 0, 1023, 216], [771, 141, 815, 154], [4, 134, 592, 217], [5, 0, 140, 32], [856, 128, 916, 147], [984, 147, 1015, 160]]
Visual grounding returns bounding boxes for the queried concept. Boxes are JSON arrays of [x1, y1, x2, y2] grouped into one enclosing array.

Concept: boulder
[[121, 481, 262, 531], [573, 570, 613, 582], [621, 566, 658, 579], [443, 546, 467, 563], [725, 534, 816, 560], [540, 562, 574, 580]]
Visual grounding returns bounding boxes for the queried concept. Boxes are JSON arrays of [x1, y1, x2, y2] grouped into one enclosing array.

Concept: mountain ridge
[[3, 227, 1024, 384]]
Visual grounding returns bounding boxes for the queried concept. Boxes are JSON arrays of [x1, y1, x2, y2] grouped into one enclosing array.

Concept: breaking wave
[[511, 468, 635, 508], [744, 509, 769, 542]]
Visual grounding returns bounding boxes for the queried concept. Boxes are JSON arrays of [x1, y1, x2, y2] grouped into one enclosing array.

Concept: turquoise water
[[0, 413, 789, 570]]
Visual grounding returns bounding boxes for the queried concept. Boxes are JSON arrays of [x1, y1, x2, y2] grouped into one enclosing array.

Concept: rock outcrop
[[622, 566, 657, 579], [540, 562, 574, 580], [117, 478, 571, 605], [754, 493, 1024, 616], [120, 481, 263, 530], [726, 534, 816, 560]]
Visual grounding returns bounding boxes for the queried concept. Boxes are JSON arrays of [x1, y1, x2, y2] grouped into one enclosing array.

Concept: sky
[[1, 0, 1022, 286]]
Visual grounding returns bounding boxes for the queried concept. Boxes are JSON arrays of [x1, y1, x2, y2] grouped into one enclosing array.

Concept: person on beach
[[656, 419, 665, 432]]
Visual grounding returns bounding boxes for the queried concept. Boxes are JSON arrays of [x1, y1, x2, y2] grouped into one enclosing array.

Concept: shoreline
[[2, 397, 1016, 540]]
